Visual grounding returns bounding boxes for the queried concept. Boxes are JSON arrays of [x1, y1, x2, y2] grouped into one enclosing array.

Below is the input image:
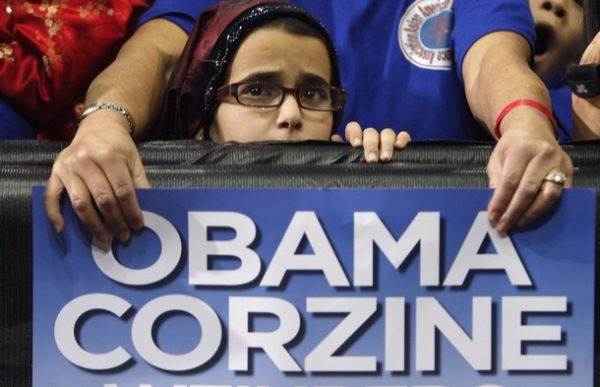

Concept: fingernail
[[118, 232, 131, 243], [488, 210, 499, 223], [353, 137, 361, 146], [380, 150, 391, 161], [368, 152, 377, 162], [92, 238, 112, 252], [97, 234, 111, 244], [496, 220, 508, 233]]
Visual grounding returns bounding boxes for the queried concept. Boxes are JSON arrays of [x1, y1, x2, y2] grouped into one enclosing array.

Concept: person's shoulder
[[138, 0, 217, 34]]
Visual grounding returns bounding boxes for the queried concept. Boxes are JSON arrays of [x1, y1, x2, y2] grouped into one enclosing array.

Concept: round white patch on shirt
[[398, 0, 454, 70]]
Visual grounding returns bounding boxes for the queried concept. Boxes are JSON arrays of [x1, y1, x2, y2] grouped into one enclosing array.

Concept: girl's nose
[[276, 93, 303, 131]]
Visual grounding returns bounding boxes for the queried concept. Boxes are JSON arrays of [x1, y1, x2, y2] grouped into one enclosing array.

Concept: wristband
[[78, 102, 135, 135], [493, 99, 557, 139]]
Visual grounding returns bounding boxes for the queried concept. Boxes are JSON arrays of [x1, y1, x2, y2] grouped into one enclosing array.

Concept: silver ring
[[543, 170, 567, 185]]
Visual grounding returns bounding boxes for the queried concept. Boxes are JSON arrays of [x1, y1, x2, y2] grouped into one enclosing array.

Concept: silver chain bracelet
[[78, 102, 135, 135]]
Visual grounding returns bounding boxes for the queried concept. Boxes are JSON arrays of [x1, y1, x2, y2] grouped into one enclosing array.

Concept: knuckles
[[94, 192, 116, 212]]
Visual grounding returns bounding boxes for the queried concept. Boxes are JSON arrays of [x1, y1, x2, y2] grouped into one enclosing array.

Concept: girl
[[158, 0, 410, 158]]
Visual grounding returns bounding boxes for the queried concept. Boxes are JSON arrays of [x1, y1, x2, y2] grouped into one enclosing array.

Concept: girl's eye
[[302, 87, 329, 101], [240, 84, 273, 97]]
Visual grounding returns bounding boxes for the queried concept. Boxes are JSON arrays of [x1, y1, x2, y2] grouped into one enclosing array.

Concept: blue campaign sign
[[32, 187, 596, 387]]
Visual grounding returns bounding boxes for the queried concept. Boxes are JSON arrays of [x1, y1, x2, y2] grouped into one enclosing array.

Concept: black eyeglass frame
[[215, 82, 347, 112]]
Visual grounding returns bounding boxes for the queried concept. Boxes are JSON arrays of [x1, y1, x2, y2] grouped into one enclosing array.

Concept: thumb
[[486, 149, 503, 189], [131, 153, 150, 188]]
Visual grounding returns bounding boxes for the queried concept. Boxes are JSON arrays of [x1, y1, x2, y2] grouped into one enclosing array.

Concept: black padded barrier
[[1, 138, 600, 386]]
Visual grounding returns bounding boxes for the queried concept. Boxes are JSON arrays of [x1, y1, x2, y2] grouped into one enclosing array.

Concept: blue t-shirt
[[298, 0, 535, 140], [548, 85, 573, 141], [137, 0, 212, 34], [144, 0, 535, 141], [546, 70, 574, 141]]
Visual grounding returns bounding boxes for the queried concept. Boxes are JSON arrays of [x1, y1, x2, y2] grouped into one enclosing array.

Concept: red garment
[[0, 0, 147, 140]]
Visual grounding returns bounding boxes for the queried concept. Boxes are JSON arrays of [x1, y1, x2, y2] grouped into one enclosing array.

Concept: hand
[[44, 110, 150, 243], [486, 110, 573, 233], [573, 93, 600, 139], [331, 121, 411, 162], [581, 30, 600, 64], [572, 30, 600, 139]]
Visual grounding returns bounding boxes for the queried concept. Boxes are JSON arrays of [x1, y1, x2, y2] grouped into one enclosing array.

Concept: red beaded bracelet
[[493, 99, 558, 139]]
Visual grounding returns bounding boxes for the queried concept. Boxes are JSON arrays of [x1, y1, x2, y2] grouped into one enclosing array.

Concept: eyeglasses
[[215, 82, 346, 111]]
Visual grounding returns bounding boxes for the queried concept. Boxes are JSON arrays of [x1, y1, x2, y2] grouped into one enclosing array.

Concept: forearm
[[83, 18, 188, 141], [462, 31, 555, 140], [462, 31, 572, 233]]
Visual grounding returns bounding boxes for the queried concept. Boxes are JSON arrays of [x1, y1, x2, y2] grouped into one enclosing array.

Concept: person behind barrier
[[0, 0, 148, 140], [45, 0, 573, 243], [45, 0, 409, 243]]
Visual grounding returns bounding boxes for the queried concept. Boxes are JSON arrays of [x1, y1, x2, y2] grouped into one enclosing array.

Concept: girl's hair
[[225, 16, 335, 83], [585, 0, 600, 44]]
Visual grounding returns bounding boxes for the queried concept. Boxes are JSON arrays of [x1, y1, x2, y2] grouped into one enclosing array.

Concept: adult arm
[[45, 18, 188, 243], [462, 31, 573, 232]]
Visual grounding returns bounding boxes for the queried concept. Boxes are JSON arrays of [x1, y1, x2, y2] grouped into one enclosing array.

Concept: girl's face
[[208, 27, 334, 143], [529, 0, 583, 81]]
